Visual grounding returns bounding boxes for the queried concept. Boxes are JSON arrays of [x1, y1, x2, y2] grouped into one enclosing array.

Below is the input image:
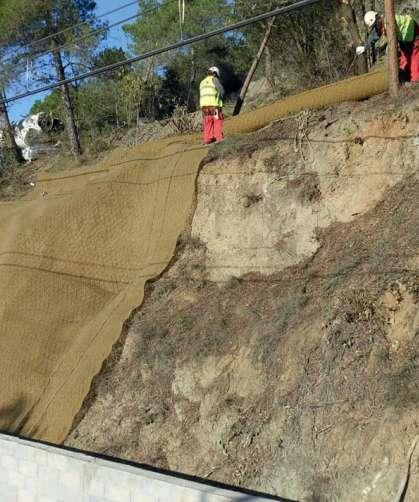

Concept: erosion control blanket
[[0, 139, 207, 442], [0, 70, 387, 443]]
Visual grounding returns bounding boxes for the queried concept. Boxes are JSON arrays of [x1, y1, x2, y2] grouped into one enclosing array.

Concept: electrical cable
[[1, 0, 139, 54], [1, 0, 321, 106], [23, 12, 141, 62], [3, 0, 307, 86], [0, 0, 177, 73]]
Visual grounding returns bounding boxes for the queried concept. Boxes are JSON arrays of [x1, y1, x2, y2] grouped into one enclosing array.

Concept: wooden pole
[[384, 0, 399, 97], [233, 17, 275, 116]]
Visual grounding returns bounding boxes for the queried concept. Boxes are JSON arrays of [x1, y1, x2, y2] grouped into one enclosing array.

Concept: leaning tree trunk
[[0, 89, 24, 163], [52, 45, 82, 160], [340, 0, 369, 74], [233, 17, 276, 116]]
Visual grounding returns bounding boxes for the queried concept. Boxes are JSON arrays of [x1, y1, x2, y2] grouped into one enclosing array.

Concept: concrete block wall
[[0, 433, 288, 502]]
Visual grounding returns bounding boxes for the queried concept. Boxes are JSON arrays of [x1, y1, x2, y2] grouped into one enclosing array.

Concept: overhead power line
[[1, 0, 173, 70], [1, 0, 139, 55], [1, 0, 320, 106], [3, 0, 302, 83], [22, 12, 140, 63]]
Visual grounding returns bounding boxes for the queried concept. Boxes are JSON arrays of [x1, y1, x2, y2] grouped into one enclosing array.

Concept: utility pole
[[233, 17, 275, 116], [384, 0, 399, 97]]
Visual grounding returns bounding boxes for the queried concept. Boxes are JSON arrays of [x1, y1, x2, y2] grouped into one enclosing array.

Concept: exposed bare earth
[[67, 88, 419, 502]]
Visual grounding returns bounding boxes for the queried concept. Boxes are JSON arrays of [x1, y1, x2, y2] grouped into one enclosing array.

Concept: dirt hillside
[[67, 88, 419, 501], [0, 69, 389, 444]]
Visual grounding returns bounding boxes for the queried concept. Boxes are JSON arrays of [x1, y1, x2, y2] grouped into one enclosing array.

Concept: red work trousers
[[202, 108, 224, 144], [399, 28, 419, 82]]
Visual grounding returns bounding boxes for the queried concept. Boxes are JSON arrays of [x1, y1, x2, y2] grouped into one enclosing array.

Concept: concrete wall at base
[[0, 433, 289, 502]]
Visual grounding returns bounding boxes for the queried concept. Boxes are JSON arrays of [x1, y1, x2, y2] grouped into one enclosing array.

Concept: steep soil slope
[[0, 70, 388, 444], [67, 89, 419, 501]]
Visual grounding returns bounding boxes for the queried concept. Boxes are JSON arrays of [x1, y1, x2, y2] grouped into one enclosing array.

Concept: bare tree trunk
[[340, 0, 368, 74], [384, 0, 400, 97], [137, 57, 156, 120], [52, 45, 82, 160], [0, 90, 24, 163], [233, 17, 275, 116]]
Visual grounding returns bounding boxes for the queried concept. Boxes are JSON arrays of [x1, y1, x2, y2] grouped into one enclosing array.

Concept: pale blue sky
[[8, 0, 138, 121]]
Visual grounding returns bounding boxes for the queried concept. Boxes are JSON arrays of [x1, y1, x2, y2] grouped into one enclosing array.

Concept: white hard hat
[[208, 66, 220, 77], [364, 11, 377, 28]]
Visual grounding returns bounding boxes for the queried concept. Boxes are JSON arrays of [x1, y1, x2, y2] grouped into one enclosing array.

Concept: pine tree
[[0, 0, 105, 160]]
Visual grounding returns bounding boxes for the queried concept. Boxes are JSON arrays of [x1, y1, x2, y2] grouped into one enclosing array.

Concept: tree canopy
[[2, 0, 417, 159]]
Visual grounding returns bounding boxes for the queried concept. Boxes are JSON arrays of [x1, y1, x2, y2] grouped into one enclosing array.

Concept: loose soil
[[66, 88, 419, 502]]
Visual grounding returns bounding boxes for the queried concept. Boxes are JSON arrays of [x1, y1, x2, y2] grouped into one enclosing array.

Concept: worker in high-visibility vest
[[199, 66, 225, 144], [356, 11, 419, 82]]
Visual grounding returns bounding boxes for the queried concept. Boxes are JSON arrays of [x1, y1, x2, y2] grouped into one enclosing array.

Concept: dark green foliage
[[123, 0, 244, 111], [91, 47, 131, 80], [31, 90, 64, 118], [0, 0, 103, 51], [4, 0, 412, 158], [0, 151, 27, 200]]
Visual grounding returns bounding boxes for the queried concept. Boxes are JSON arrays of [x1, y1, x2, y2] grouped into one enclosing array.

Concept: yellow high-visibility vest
[[199, 76, 223, 108], [395, 14, 416, 42]]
